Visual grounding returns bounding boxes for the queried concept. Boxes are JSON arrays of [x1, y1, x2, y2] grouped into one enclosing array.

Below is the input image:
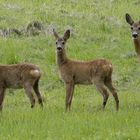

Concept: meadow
[[0, 0, 140, 139]]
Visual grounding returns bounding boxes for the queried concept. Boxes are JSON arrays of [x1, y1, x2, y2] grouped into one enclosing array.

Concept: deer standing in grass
[[0, 63, 43, 111], [125, 13, 140, 62], [53, 29, 119, 111]]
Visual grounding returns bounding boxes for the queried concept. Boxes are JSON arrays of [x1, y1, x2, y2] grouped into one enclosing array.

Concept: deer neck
[[134, 38, 140, 61], [56, 49, 68, 67]]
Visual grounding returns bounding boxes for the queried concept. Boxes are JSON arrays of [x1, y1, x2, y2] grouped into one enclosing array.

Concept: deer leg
[[24, 83, 35, 108], [33, 79, 43, 107], [0, 87, 5, 111], [105, 80, 119, 111], [65, 81, 74, 112], [68, 83, 75, 111], [94, 82, 109, 110]]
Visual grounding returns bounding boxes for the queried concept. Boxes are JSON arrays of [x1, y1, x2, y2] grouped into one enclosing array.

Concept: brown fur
[[0, 63, 43, 111], [125, 13, 140, 61], [53, 29, 119, 111]]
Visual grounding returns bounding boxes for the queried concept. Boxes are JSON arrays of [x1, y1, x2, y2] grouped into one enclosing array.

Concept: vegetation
[[0, 0, 140, 139]]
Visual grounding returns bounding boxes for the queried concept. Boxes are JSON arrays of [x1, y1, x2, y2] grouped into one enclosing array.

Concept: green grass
[[0, 0, 140, 139]]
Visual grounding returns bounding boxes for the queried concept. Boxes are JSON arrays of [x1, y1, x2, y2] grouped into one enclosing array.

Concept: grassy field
[[0, 0, 140, 139]]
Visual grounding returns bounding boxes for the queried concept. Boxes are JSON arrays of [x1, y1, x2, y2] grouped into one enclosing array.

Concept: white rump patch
[[109, 64, 112, 68], [30, 70, 40, 77]]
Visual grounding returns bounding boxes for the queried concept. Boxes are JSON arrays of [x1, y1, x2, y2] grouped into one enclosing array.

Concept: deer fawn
[[125, 13, 140, 62], [53, 29, 119, 111], [0, 63, 43, 110]]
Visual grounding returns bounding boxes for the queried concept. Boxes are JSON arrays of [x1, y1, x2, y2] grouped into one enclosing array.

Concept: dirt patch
[[0, 21, 46, 37]]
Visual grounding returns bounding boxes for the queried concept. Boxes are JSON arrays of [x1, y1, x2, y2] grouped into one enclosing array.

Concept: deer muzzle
[[132, 31, 138, 39]]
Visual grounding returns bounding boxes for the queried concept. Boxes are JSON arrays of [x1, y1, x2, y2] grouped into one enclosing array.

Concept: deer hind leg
[[104, 78, 119, 111], [24, 82, 35, 108], [33, 79, 43, 107], [65, 81, 75, 112], [0, 87, 6, 111], [94, 80, 109, 110]]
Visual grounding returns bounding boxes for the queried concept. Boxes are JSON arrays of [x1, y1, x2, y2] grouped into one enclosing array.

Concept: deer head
[[125, 13, 140, 39], [53, 29, 70, 52]]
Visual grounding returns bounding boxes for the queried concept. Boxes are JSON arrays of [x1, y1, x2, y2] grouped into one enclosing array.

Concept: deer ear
[[125, 13, 134, 25], [63, 29, 70, 41], [53, 29, 59, 39]]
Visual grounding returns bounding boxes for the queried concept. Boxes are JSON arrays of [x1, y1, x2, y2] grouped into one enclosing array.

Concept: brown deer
[[125, 13, 140, 62], [0, 63, 43, 111], [53, 29, 119, 111]]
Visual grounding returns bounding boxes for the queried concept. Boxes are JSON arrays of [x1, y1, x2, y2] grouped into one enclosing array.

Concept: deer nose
[[57, 47, 62, 51], [132, 33, 138, 38]]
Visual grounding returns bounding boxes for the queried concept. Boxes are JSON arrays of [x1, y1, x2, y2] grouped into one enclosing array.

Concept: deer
[[53, 29, 119, 111], [125, 13, 140, 62], [0, 63, 43, 111]]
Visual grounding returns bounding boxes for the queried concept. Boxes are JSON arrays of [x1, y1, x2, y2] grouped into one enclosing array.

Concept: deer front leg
[[65, 81, 74, 112], [0, 87, 6, 111]]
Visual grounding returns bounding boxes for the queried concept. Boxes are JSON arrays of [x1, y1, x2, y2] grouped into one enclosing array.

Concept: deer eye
[[62, 41, 65, 45], [56, 41, 58, 45], [138, 27, 140, 30], [131, 27, 133, 30]]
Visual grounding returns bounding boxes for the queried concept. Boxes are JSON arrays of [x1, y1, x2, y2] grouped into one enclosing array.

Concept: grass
[[0, 0, 140, 139]]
